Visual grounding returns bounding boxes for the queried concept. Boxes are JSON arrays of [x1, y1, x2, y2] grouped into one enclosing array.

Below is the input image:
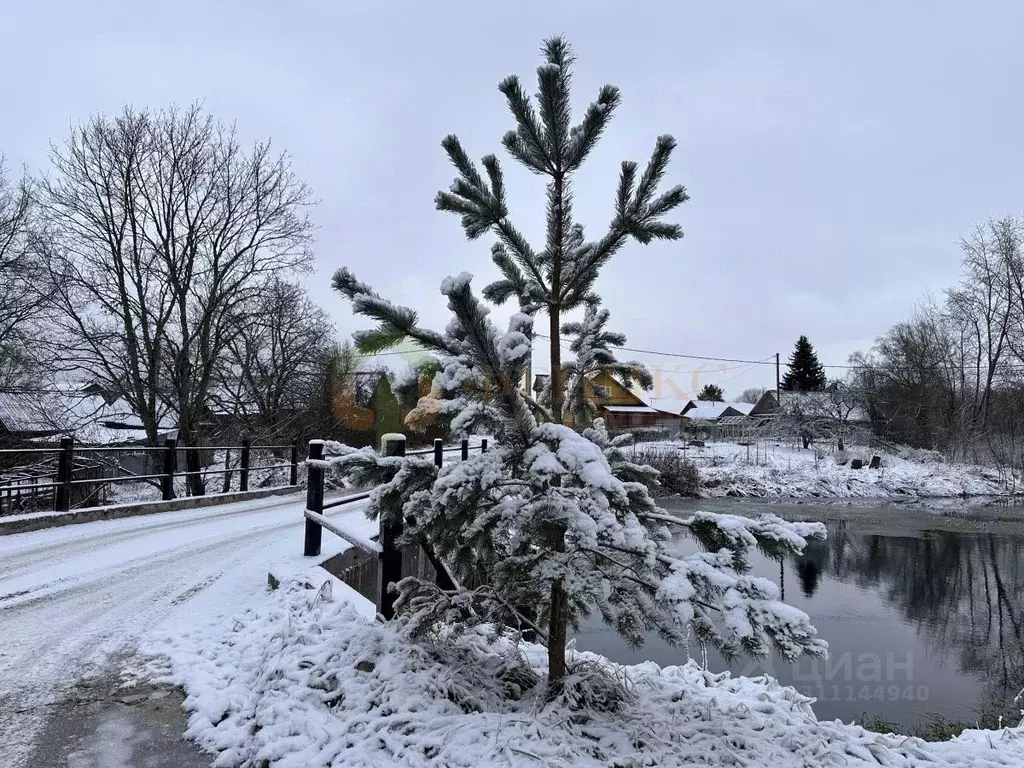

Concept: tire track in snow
[[0, 495, 369, 768]]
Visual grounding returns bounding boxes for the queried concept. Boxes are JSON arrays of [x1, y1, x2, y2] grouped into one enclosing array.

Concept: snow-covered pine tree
[[331, 269, 828, 696], [562, 304, 652, 429], [434, 36, 688, 682]]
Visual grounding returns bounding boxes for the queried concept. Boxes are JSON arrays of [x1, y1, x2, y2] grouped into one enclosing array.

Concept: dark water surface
[[574, 498, 1024, 729]]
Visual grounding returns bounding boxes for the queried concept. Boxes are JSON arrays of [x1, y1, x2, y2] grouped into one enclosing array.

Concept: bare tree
[[0, 158, 45, 387], [41, 105, 315, 495], [948, 218, 1018, 434], [850, 219, 1024, 459], [213, 278, 332, 441], [738, 386, 767, 404]]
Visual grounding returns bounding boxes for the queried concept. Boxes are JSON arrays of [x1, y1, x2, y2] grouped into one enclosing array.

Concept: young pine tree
[[434, 36, 687, 680], [329, 37, 828, 694], [331, 269, 828, 697], [781, 335, 828, 392]]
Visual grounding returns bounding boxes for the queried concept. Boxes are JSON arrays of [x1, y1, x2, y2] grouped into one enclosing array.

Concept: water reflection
[[576, 509, 1024, 728]]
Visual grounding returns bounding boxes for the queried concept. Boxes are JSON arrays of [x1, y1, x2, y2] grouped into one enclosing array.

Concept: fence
[[0, 437, 301, 516], [302, 435, 488, 619]]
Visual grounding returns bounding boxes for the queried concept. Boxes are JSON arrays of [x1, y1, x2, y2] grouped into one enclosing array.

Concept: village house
[[0, 387, 176, 447], [680, 399, 754, 422], [532, 372, 683, 431]]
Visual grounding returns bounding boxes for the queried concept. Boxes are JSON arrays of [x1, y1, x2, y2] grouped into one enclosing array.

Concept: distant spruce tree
[[781, 335, 827, 392], [697, 383, 723, 402]]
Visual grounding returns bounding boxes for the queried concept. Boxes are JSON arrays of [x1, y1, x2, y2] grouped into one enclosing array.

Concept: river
[[574, 498, 1024, 731]]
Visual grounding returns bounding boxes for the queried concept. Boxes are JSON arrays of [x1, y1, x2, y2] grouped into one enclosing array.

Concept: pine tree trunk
[[546, 170, 568, 690], [547, 304, 567, 690], [549, 305, 563, 424]]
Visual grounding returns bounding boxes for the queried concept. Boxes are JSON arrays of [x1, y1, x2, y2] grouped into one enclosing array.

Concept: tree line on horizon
[[845, 217, 1024, 464]]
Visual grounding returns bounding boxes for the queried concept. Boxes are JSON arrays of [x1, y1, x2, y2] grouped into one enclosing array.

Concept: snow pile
[[639, 441, 1014, 499], [145, 577, 1024, 767]]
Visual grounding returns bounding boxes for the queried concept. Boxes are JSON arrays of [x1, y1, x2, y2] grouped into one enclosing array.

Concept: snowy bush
[[635, 449, 699, 496], [893, 445, 947, 465]]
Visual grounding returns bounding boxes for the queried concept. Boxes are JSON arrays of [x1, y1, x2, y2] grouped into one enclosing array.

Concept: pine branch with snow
[[331, 270, 828, 698], [562, 304, 653, 428]]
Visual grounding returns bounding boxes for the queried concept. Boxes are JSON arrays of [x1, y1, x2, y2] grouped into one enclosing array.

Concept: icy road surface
[[0, 492, 372, 767]]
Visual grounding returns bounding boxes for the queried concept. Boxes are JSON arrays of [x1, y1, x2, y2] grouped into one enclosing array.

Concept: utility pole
[[775, 352, 781, 407]]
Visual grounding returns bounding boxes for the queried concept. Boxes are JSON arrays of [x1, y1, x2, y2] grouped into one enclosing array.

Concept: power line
[[533, 333, 1024, 373], [533, 333, 774, 366]]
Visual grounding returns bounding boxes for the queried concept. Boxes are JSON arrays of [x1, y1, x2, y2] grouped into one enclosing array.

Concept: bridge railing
[[302, 435, 488, 618], [0, 437, 301, 516]]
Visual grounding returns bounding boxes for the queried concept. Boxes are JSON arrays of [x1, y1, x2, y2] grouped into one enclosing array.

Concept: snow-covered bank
[[145, 577, 1024, 768], [638, 441, 1018, 499]]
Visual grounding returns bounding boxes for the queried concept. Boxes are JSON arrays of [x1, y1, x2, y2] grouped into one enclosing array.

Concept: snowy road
[[0, 492, 372, 767]]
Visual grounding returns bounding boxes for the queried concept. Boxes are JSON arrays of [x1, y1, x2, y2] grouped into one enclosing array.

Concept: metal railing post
[[239, 437, 250, 492], [433, 438, 443, 469], [303, 441, 325, 557], [55, 436, 74, 512], [289, 439, 299, 486], [460, 438, 469, 461], [161, 437, 177, 501], [379, 434, 406, 620]]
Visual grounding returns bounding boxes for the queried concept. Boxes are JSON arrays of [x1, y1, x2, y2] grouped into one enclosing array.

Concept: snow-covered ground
[[637, 440, 1017, 499], [146, 576, 1024, 767], [0, 491, 374, 768], [104, 449, 298, 506], [5, 451, 1019, 767]]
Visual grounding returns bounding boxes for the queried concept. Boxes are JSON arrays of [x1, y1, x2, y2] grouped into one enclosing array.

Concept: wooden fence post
[[239, 437, 251, 492], [290, 439, 299, 486], [379, 434, 406, 620], [161, 437, 177, 501], [481, 438, 488, 453], [427, 437, 459, 591], [460, 438, 469, 461], [55, 436, 73, 512], [303, 441, 325, 557]]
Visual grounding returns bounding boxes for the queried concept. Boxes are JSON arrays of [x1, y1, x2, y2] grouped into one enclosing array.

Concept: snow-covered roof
[[644, 395, 691, 416], [0, 393, 56, 434], [602, 405, 659, 414], [679, 403, 745, 421], [684, 404, 726, 421], [49, 392, 176, 445], [717, 415, 749, 425]]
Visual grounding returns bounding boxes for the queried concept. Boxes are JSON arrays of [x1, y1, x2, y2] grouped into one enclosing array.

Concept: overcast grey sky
[[4, 1, 1023, 401]]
